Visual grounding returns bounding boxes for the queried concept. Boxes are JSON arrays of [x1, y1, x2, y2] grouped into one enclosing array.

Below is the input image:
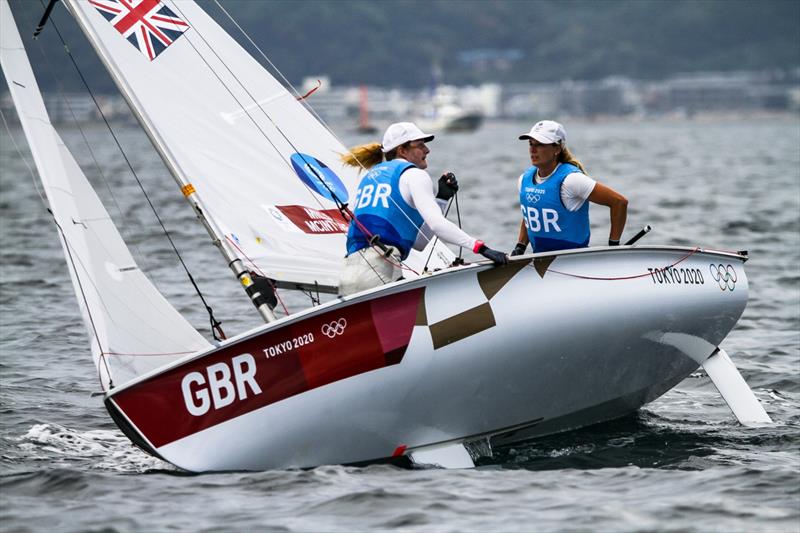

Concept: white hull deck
[[105, 246, 749, 471]]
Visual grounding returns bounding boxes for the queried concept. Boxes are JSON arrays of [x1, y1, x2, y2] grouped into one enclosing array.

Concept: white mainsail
[[0, 0, 211, 390], [63, 0, 453, 292]]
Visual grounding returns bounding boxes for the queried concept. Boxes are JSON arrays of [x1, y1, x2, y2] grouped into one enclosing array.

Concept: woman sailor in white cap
[[511, 120, 628, 256], [338, 121, 507, 296]]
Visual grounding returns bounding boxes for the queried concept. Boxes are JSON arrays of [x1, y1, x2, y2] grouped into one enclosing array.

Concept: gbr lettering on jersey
[[346, 160, 423, 259], [521, 189, 562, 234], [518, 163, 590, 252], [352, 179, 392, 210]]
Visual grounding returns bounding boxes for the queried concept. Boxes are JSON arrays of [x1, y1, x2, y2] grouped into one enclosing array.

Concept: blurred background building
[[4, 68, 797, 127]]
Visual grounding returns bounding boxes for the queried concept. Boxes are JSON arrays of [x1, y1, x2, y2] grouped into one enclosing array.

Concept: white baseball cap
[[381, 122, 434, 153], [519, 120, 566, 145]]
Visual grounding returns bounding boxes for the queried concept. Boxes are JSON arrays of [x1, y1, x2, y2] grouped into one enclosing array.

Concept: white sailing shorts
[[338, 247, 401, 296]]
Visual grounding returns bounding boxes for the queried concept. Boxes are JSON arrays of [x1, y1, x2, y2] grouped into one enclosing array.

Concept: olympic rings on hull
[[321, 318, 347, 338], [709, 263, 737, 291]]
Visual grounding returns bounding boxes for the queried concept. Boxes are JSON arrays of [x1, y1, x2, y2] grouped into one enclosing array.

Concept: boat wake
[[16, 423, 170, 473]]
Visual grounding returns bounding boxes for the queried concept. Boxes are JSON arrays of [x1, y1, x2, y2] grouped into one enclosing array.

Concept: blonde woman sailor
[[512, 120, 628, 255], [339, 122, 507, 296]]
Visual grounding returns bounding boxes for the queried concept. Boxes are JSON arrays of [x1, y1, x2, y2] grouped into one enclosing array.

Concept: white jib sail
[[0, 0, 211, 390], [63, 0, 453, 291]]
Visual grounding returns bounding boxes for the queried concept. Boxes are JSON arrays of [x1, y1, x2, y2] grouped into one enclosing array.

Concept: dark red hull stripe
[[112, 288, 424, 448]]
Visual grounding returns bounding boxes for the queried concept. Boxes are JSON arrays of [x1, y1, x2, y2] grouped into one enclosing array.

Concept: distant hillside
[[6, 0, 799, 92]]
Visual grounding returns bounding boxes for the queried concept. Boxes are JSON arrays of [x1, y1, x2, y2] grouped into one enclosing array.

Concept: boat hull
[[105, 246, 748, 471], [415, 111, 483, 133]]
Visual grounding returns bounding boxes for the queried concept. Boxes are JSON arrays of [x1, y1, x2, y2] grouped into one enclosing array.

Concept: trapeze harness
[[519, 162, 590, 252], [345, 160, 424, 260]]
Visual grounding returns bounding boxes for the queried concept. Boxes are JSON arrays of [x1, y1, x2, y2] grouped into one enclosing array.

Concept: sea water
[[1, 116, 798, 532]]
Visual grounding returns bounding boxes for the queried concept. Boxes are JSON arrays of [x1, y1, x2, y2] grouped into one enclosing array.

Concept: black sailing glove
[[436, 172, 459, 201], [478, 244, 508, 266], [510, 242, 527, 256]]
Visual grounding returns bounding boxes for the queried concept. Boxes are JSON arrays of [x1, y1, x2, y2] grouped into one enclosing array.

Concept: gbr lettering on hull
[[181, 353, 262, 416]]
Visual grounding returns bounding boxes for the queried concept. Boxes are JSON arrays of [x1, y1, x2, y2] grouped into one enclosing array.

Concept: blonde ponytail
[[340, 142, 384, 171], [558, 146, 586, 173]]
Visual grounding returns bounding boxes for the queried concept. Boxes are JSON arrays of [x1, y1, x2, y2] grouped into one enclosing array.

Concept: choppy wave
[[10, 424, 170, 473], [2, 117, 798, 531]]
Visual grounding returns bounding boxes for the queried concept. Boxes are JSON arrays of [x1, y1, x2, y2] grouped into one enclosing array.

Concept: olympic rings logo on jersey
[[321, 318, 347, 338], [709, 263, 737, 291], [526, 193, 540, 203]]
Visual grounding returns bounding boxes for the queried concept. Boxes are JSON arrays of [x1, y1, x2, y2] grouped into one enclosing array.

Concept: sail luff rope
[[43, 1, 226, 341], [206, 1, 442, 264]]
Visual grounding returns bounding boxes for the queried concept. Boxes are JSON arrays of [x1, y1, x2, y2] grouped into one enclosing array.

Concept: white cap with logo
[[381, 122, 435, 153], [519, 120, 566, 145]]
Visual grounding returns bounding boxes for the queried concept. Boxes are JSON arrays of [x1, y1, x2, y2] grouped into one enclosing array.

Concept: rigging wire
[[50, 213, 115, 388], [172, 3, 405, 291], [543, 247, 701, 281], [0, 111, 46, 204], [420, 191, 466, 272], [165, 1, 354, 303], [167, 2, 330, 213], [2, 105, 201, 367], [182, 2, 440, 282], [454, 192, 464, 262], [28, 2, 154, 280], [302, 285, 321, 307], [422, 198, 454, 272], [198, 1, 446, 268], [42, 1, 227, 341], [0, 108, 113, 390]]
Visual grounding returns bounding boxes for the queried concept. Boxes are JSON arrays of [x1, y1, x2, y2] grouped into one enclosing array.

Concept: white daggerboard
[[703, 348, 773, 426]]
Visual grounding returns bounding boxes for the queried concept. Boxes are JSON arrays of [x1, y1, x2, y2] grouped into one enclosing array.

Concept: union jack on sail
[[89, 0, 189, 61]]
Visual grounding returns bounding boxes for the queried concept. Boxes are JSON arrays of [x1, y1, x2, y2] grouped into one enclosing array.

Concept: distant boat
[[413, 85, 484, 132], [415, 103, 483, 132], [355, 84, 378, 134]]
